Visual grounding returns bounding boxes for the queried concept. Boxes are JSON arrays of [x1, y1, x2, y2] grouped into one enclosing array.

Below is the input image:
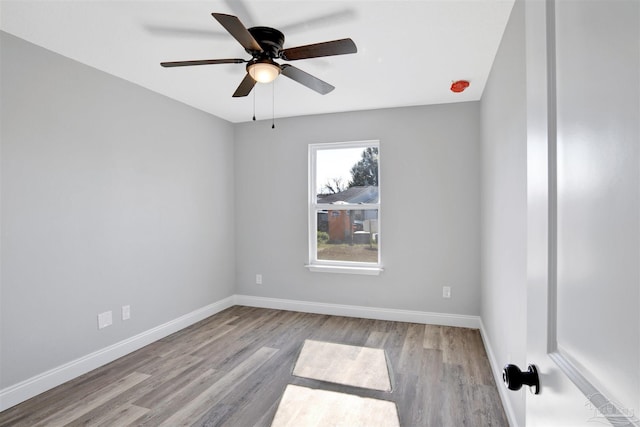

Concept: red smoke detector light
[[450, 80, 470, 93]]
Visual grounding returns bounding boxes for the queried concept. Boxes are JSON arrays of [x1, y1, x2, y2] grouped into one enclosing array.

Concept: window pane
[[316, 146, 379, 203], [316, 209, 378, 263]]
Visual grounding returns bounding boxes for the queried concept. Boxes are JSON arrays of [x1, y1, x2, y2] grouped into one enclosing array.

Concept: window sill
[[305, 264, 383, 275]]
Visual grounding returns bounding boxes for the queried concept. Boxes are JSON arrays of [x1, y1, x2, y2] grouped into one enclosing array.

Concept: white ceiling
[[1, 0, 514, 123]]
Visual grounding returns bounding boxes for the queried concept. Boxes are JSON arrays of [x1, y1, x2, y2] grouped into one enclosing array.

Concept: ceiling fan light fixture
[[248, 60, 281, 83]]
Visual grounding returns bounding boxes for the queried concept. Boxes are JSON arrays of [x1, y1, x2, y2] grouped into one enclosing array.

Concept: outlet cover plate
[[122, 305, 131, 320], [98, 311, 113, 329]]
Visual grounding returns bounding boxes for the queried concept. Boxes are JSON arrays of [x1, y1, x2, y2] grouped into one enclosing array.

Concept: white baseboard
[[478, 318, 519, 427], [234, 295, 481, 329], [0, 296, 235, 412]]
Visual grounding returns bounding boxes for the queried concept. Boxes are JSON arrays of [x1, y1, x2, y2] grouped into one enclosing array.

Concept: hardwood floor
[[0, 306, 508, 426]]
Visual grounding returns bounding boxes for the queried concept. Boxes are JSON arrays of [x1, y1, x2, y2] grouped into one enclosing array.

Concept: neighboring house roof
[[317, 186, 379, 204]]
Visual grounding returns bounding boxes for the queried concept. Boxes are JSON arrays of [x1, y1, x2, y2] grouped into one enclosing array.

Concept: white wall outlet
[[98, 311, 113, 329], [122, 305, 131, 320], [256, 274, 262, 285], [442, 286, 451, 299]]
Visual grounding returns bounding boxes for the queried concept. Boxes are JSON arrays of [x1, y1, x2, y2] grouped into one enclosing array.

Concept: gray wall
[[234, 103, 482, 315], [1, 32, 236, 388], [479, 1, 527, 425]]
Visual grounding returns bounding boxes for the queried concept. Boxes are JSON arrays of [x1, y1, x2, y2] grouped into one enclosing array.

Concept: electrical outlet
[[122, 305, 131, 320], [98, 311, 113, 329], [442, 286, 451, 299], [256, 274, 263, 285]]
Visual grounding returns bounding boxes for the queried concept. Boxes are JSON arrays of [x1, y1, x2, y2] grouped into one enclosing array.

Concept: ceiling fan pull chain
[[272, 81, 276, 129], [252, 89, 256, 121]]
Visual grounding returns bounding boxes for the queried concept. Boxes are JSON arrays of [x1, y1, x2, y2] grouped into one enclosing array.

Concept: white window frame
[[306, 140, 383, 275]]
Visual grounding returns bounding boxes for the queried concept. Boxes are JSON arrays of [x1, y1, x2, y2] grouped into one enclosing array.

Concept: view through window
[[309, 141, 380, 267]]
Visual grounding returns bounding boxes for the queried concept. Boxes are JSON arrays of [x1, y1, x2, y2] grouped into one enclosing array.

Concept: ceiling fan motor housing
[[247, 26, 285, 58]]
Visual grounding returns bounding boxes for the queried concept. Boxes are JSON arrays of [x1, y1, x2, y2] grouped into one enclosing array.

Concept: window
[[307, 141, 382, 274]]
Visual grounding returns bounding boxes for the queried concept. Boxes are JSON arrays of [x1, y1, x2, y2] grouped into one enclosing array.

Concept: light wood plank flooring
[[0, 306, 508, 426]]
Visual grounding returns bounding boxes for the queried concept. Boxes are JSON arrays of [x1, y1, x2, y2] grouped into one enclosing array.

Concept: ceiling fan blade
[[161, 59, 245, 67], [233, 73, 257, 97], [212, 13, 263, 53], [281, 38, 357, 61], [280, 64, 334, 95]]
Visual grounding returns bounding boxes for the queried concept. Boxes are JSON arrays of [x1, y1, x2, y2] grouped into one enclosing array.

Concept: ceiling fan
[[160, 13, 357, 97]]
